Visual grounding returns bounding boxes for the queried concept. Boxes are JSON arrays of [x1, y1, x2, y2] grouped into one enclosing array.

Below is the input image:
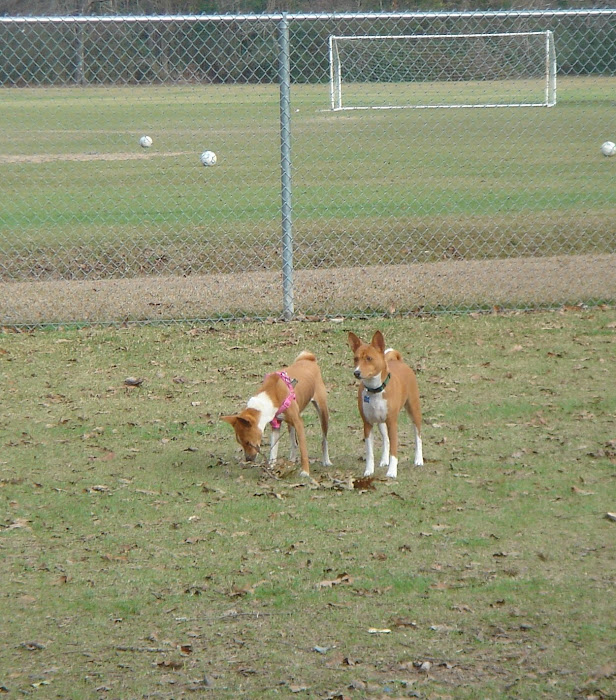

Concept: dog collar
[[270, 371, 295, 429], [365, 373, 391, 394]]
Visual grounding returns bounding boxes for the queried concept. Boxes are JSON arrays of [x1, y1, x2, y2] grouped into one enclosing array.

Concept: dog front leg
[[378, 422, 390, 468], [364, 424, 375, 476], [285, 405, 310, 476], [269, 427, 281, 464], [386, 455, 399, 479], [385, 418, 398, 479], [288, 425, 298, 463]]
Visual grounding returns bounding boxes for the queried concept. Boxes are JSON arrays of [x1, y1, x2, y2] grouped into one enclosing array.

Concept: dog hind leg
[[413, 425, 424, 466], [404, 398, 424, 467], [311, 398, 332, 467]]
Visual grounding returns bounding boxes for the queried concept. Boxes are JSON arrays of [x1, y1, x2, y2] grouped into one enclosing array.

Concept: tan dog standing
[[348, 331, 423, 479], [221, 351, 332, 476]]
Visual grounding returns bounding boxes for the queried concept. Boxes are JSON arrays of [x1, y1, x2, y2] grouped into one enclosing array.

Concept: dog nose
[[354, 369, 361, 379]]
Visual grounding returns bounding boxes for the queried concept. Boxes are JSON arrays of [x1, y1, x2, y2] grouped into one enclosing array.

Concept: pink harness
[[270, 371, 295, 430]]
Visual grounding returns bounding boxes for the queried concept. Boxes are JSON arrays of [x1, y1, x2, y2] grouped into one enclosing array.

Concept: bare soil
[[1, 253, 614, 326], [0, 151, 191, 164]]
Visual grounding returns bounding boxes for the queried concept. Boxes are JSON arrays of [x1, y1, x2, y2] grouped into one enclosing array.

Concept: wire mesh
[[0, 10, 614, 326]]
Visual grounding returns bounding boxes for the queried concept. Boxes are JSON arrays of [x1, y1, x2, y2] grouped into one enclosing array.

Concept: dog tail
[[385, 348, 403, 362], [296, 350, 317, 363]]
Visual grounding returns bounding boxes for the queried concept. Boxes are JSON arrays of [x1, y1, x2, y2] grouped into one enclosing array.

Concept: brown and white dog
[[348, 331, 423, 479], [221, 351, 332, 476]]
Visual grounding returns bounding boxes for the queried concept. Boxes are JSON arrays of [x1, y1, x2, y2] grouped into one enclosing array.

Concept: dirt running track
[[1, 254, 614, 326]]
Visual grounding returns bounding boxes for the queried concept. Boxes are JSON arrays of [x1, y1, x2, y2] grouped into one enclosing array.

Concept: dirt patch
[[0, 151, 192, 164], [1, 253, 614, 326]]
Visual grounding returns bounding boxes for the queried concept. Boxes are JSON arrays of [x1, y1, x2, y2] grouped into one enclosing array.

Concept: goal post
[[329, 31, 557, 111]]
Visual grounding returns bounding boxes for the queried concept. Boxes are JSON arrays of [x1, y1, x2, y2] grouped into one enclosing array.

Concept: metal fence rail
[[0, 10, 614, 326]]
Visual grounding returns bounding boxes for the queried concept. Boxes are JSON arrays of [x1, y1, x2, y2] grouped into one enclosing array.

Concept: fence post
[[278, 13, 294, 321], [72, 22, 85, 84]]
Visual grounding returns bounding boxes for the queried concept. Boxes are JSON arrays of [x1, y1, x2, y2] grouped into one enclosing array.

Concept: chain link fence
[[0, 10, 614, 326]]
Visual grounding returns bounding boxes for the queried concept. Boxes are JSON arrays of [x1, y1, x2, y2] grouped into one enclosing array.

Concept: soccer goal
[[329, 31, 557, 111]]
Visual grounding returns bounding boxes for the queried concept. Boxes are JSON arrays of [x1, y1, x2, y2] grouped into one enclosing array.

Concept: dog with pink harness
[[222, 351, 332, 477]]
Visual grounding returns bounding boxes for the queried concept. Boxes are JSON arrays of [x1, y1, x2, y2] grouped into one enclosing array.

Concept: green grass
[[1, 77, 615, 279], [1, 308, 615, 698], [337, 77, 555, 108]]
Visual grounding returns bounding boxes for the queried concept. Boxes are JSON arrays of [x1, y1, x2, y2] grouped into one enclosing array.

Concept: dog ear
[[222, 414, 255, 430], [348, 332, 361, 352], [371, 330, 385, 352]]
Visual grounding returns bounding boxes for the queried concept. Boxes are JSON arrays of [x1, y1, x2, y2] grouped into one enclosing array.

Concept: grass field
[[1, 76, 615, 286], [1, 308, 615, 698]]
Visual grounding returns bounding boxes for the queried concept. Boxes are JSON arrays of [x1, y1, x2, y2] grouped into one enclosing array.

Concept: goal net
[[329, 31, 557, 111]]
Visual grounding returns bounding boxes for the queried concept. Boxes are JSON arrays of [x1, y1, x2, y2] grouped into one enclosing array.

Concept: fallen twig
[[114, 645, 170, 653]]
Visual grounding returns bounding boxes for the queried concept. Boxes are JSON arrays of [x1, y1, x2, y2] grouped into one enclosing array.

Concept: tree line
[[3, 0, 612, 19]]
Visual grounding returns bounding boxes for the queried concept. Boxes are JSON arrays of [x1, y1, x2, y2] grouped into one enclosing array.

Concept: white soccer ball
[[200, 150, 217, 166], [600, 140, 616, 157], [139, 135, 153, 149]]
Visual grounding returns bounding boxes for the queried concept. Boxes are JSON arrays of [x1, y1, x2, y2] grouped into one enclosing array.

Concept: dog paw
[[386, 456, 398, 478]]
